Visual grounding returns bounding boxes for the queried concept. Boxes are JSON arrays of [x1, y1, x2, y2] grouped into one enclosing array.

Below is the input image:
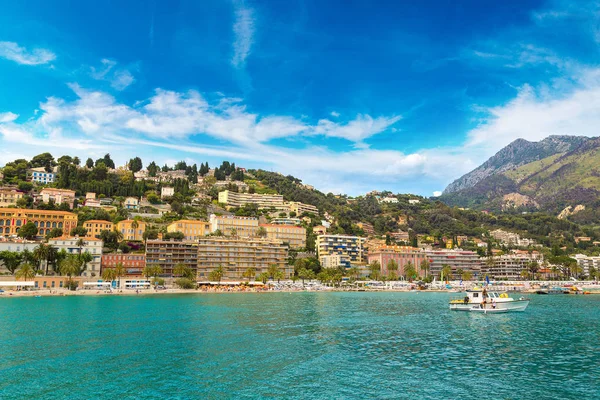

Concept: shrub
[[174, 278, 196, 289]]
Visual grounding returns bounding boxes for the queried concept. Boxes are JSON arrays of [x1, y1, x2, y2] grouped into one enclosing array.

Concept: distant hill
[[440, 135, 600, 218]]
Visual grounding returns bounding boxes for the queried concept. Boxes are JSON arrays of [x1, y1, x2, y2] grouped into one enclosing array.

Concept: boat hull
[[449, 299, 529, 312]]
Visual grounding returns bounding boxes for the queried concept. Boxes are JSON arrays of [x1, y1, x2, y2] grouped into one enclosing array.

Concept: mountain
[[443, 135, 590, 194], [440, 135, 600, 219]]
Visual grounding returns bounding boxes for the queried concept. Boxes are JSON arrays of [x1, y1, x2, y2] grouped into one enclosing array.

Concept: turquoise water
[[0, 292, 598, 399]]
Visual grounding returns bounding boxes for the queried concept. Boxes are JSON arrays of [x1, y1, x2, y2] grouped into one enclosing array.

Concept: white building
[[48, 237, 104, 278], [29, 167, 55, 184], [161, 187, 175, 199], [379, 197, 398, 204], [124, 197, 139, 210]]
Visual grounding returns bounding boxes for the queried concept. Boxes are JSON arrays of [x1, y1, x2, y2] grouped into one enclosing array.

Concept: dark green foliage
[[128, 157, 143, 173], [17, 222, 38, 239], [163, 231, 185, 240]]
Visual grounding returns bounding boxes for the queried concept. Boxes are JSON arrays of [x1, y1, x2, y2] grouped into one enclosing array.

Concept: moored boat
[[449, 288, 529, 312]]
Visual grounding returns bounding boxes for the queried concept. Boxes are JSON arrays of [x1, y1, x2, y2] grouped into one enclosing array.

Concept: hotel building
[[0, 188, 23, 207], [28, 167, 55, 184], [218, 190, 286, 210], [145, 240, 199, 277], [39, 188, 76, 209], [116, 219, 147, 241], [83, 219, 114, 239], [288, 201, 319, 216], [167, 219, 211, 241], [48, 236, 103, 277], [101, 253, 146, 277], [196, 236, 289, 281], [367, 246, 428, 276], [209, 214, 258, 237], [425, 249, 482, 278], [259, 223, 306, 249], [316, 234, 366, 269], [481, 252, 542, 280], [0, 208, 77, 238]]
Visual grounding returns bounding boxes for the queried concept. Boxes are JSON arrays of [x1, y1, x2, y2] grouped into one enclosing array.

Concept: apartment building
[[124, 197, 139, 210], [425, 250, 482, 278], [214, 180, 249, 192], [116, 219, 147, 241], [83, 219, 114, 239], [218, 190, 286, 210], [356, 222, 375, 236], [101, 253, 146, 276], [259, 223, 306, 249], [145, 240, 199, 277], [316, 234, 366, 269], [196, 236, 290, 281], [0, 208, 77, 238], [270, 217, 302, 225], [209, 214, 258, 237], [367, 246, 428, 276], [48, 236, 103, 277], [490, 229, 536, 247], [167, 219, 211, 241], [288, 201, 319, 216], [39, 188, 76, 209], [0, 188, 23, 207], [161, 187, 174, 198], [28, 167, 55, 184], [574, 254, 600, 277], [481, 252, 543, 280]]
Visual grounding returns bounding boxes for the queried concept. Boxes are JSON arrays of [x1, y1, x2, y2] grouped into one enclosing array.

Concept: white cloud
[[330, 111, 340, 117], [0, 112, 18, 123], [231, 2, 255, 67], [433, 191, 442, 197], [313, 114, 401, 142], [0, 41, 56, 65], [90, 59, 136, 90]]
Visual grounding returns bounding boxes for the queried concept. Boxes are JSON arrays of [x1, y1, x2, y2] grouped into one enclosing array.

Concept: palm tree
[[76, 238, 86, 255], [114, 262, 126, 289], [298, 268, 315, 284], [256, 227, 267, 238], [267, 264, 282, 281], [79, 251, 93, 275], [347, 266, 361, 281], [387, 259, 399, 280], [368, 261, 381, 280], [59, 255, 83, 289], [461, 270, 473, 281], [550, 264, 560, 280], [230, 228, 237, 237], [33, 243, 51, 274], [420, 259, 430, 279], [404, 261, 416, 282], [102, 268, 116, 285], [15, 262, 36, 281], [258, 272, 269, 284], [209, 265, 224, 283], [441, 264, 453, 282], [242, 267, 256, 281]]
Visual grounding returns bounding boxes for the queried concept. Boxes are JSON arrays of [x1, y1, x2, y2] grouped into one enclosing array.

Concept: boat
[[449, 288, 529, 312]]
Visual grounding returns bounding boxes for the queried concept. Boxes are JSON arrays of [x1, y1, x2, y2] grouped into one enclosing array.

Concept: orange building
[[102, 253, 146, 276], [0, 208, 78, 238], [84, 219, 114, 239], [116, 219, 147, 241]]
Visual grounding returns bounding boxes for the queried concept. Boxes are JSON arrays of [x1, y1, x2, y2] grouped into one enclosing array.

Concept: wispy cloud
[[0, 41, 56, 65], [0, 112, 18, 123], [90, 59, 136, 90], [231, 1, 255, 68]]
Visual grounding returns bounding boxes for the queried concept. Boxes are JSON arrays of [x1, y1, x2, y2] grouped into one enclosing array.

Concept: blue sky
[[1, 0, 600, 196]]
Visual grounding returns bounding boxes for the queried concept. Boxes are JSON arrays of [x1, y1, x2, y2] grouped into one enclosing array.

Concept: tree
[[174, 263, 194, 279], [404, 261, 416, 281], [114, 262, 126, 288], [257, 227, 267, 238], [128, 157, 143, 173], [46, 228, 63, 239], [59, 255, 84, 288], [461, 270, 473, 281], [347, 266, 361, 281], [441, 264, 453, 281], [420, 259, 430, 278], [209, 265, 224, 282], [17, 222, 38, 240], [102, 153, 115, 169], [102, 268, 116, 283], [147, 161, 158, 177], [163, 231, 185, 240], [30, 152, 55, 172], [387, 259, 399, 280], [15, 263, 36, 281], [85, 158, 94, 168], [267, 264, 284, 281], [298, 267, 315, 284], [33, 243, 51, 273], [369, 261, 381, 280], [143, 265, 163, 281], [258, 272, 269, 284], [70, 226, 88, 237], [242, 267, 256, 281], [230, 228, 238, 237], [0, 251, 22, 275]]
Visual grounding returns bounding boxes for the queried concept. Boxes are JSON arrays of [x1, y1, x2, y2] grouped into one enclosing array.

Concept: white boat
[[449, 289, 529, 312]]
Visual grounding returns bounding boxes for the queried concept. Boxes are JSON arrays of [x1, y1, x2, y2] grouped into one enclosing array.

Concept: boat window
[[473, 293, 478, 298]]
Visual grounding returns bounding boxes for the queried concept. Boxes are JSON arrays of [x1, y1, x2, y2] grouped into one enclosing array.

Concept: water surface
[[0, 292, 598, 399]]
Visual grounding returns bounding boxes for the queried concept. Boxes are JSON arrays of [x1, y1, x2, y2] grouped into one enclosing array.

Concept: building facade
[[425, 250, 482, 278], [218, 190, 286, 209], [367, 246, 428, 276], [39, 188, 76, 208], [196, 237, 290, 281], [167, 219, 211, 241], [101, 253, 146, 276], [48, 236, 103, 277], [316, 235, 366, 268], [83, 219, 114, 239], [124, 197, 139, 210], [145, 240, 199, 277], [0, 188, 24, 207], [288, 201, 319, 216], [29, 167, 55, 184], [481, 252, 543, 280], [116, 219, 147, 241], [259, 224, 306, 249], [209, 214, 258, 237], [0, 208, 77, 238], [161, 187, 175, 198]]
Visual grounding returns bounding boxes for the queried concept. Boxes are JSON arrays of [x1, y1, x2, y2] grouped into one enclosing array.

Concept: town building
[[196, 237, 290, 281], [287, 201, 319, 216], [214, 180, 250, 192], [116, 219, 146, 241], [316, 234, 366, 269], [0, 188, 23, 207], [270, 217, 302, 225], [146, 240, 198, 277], [86, 192, 97, 200], [425, 249, 482, 278], [167, 220, 211, 241], [320, 254, 347, 269], [218, 190, 286, 210], [408, 199, 421, 205], [0, 208, 78, 238], [39, 188, 76, 209], [312, 225, 327, 236], [379, 197, 398, 204], [209, 214, 258, 237], [101, 253, 146, 276], [490, 229, 536, 247], [389, 230, 410, 242], [573, 254, 600, 277], [161, 187, 175, 198], [481, 252, 543, 280], [28, 167, 55, 184], [259, 224, 306, 249], [367, 246, 428, 276], [83, 220, 114, 239], [48, 236, 103, 277], [356, 222, 375, 236], [124, 197, 139, 210]]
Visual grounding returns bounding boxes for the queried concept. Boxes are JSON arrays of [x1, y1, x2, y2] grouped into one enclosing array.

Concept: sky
[[1, 0, 600, 196]]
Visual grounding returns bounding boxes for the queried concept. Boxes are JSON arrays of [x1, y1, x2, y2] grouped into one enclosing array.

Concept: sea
[[0, 292, 598, 399]]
